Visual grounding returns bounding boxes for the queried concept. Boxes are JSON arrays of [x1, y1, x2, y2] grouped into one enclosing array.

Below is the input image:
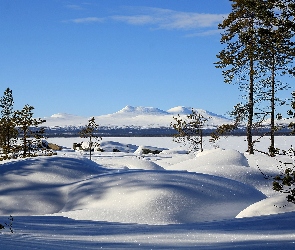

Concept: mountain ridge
[[41, 106, 295, 137], [43, 105, 231, 129]]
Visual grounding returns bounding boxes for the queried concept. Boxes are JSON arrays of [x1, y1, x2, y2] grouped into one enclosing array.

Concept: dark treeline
[[0, 88, 51, 159]]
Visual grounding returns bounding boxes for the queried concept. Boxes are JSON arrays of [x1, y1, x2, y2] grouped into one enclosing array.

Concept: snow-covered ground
[[1, 136, 295, 249]]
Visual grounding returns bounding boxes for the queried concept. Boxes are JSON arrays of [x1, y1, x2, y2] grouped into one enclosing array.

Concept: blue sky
[[1, 0, 242, 118]]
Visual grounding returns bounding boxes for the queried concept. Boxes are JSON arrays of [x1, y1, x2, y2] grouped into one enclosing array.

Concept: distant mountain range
[[42, 105, 232, 136], [41, 105, 294, 137]]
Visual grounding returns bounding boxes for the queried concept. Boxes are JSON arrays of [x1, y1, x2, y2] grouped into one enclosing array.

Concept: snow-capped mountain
[[115, 105, 169, 116], [41, 105, 234, 136], [166, 106, 193, 115], [43, 105, 231, 129]]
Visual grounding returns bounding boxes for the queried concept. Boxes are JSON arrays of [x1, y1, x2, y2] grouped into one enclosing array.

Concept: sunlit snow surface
[[1, 136, 295, 249]]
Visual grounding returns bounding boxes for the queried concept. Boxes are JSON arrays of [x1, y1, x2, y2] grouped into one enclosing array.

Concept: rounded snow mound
[[56, 171, 265, 225], [236, 195, 295, 218], [169, 148, 249, 172], [166, 149, 275, 197], [0, 156, 266, 225], [196, 148, 249, 167], [96, 157, 164, 171], [0, 156, 107, 215]]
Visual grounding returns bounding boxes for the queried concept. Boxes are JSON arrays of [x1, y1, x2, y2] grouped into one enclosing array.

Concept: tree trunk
[[89, 136, 92, 160], [200, 129, 203, 152], [247, 56, 254, 154], [270, 54, 276, 156], [23, 127, 28, 158]]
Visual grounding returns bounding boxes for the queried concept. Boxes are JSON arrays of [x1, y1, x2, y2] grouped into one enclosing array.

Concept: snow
[[237, 195, 295, 218], [116, 105, 169, 115], [1, 136, 295, 249], [52, 171, 264, 225], [166, 106, 193, 114], [43, 105, 231, 128], [133, 145, 168, 155]]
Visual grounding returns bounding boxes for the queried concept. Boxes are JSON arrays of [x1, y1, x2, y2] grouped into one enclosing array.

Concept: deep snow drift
[[1, 136, 295, 249]]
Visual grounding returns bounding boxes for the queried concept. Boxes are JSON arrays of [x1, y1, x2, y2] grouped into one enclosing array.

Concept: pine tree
[[170, 109, 208, 152], [0, 88, 13, 119], [216, 0, 269, 154], [0, 88, 18, 157], [80, 117, 101, 160], [256, 0, 295, 156], [216, 0, 295, 154], [13, 105, 46, 158]]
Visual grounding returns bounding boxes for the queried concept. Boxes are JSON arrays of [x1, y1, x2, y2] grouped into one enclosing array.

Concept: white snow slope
[[1, 136, 295, 249]]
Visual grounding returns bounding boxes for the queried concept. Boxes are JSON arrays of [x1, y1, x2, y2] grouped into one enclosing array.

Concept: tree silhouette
[[256, 0, 295, 156], [170, 109, 208, 152], [0, 88, 18, 157], [80, 117, 101, 160], [216, 0, 295, 155], [13, 105, 46, 157], [216, 0, 267, 154]]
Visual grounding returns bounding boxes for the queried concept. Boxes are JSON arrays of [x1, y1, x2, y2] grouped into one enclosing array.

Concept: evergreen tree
[[216, 0, 269, 154], [13, 105, 46, 158], [0, 88, 13, 119], [170, 109, 208, 152], [0, 88, 18, 157], [80, 117, 101, 160], [216, 0, 295, 154], [256, 0, 295, 156]]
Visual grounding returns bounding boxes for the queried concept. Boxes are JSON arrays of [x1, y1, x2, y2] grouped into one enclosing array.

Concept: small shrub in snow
[[79, 117, 101, 160], [170, 109, 209, 152]]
